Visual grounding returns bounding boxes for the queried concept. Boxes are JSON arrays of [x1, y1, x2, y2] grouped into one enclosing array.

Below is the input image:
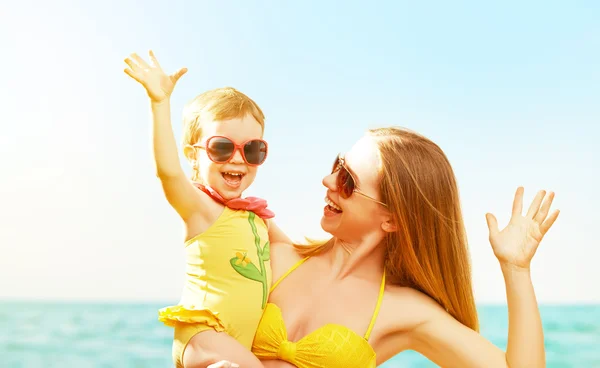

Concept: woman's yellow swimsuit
[[158, 207, 271, 368], [252, 257, 385, 368]]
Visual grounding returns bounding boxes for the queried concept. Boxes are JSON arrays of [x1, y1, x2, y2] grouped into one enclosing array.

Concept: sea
[[1, 301, 598, 367]]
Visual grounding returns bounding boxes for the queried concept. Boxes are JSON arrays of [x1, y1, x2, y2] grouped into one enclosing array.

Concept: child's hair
[[182, 87, 266, 181]]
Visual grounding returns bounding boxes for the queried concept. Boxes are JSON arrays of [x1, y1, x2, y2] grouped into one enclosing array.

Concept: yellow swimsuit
[[159, 207, 271, 368], [252, 257, 385, 368]]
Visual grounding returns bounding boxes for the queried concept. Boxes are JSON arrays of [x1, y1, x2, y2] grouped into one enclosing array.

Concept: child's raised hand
[[124, 50, 187, 103]]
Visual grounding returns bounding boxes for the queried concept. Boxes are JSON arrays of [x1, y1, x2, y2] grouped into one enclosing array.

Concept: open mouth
[[325, 196, 342, 213], [221, 171, 245, 188]]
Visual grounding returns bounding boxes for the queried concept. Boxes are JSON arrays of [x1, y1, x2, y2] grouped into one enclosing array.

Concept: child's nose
[[230, 148, 245, 164]]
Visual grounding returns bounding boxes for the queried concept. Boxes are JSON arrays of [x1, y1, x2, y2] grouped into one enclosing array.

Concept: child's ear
[[183, 145, 199, 169], [183, 145, 196, 162]]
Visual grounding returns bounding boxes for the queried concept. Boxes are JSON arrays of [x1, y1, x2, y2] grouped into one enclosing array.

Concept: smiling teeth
[[325, 197, 341, 211], [224, 172, 243, 176]]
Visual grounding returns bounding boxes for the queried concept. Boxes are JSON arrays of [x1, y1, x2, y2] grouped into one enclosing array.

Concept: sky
[[0, 0, 598, 304]]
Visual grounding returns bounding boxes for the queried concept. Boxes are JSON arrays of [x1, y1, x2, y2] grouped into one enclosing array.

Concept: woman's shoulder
[[269, 240, 304, 281], [367, 284, 449, 361], [379, 284, 448, 332], [270, 240, 303, 262]]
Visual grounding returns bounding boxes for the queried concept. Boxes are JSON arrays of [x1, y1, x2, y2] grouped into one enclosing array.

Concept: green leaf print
[[260, 241, 270, 261], [228, 212, 270, 309], [229, 257, 263, 282]]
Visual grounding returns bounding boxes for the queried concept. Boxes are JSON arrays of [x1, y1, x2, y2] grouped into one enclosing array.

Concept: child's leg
[[183, 330, 264, 368]]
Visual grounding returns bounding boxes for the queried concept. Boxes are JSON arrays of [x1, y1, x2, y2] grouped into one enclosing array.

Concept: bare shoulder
[[371, 284, 450, 363], [269, 240, 303, 282], [178, 185, 226, 241], [160, 174, 220, 224], [266, 219, 293, 245], [379, 284, 448, 333]]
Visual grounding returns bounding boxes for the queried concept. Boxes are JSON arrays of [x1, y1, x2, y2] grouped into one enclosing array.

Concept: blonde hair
[[182, 87, 265, 181], [295, 126, 479, 331]]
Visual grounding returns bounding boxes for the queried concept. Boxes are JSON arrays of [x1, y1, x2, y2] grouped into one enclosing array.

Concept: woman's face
[[321, 136, 389, 242]]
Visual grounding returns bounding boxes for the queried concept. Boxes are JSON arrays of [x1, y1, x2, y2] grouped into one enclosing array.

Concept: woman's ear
[[381, 219, 397, 233]]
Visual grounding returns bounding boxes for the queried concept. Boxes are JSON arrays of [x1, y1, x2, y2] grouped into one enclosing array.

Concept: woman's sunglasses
[[332, 155, 387, 206], [193, 136, 268, 166]]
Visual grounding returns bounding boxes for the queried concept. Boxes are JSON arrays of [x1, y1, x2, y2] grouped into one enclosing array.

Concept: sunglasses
[[332, 155, 387, 206], [193, 136, 268, 166]]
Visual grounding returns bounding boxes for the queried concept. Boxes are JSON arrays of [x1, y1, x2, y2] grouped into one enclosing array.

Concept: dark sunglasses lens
[[333, 157, 354, 198], [207, 137, 234, 162], [331, 156, 339, 173], [338, 166, 354, 198], [243, 140, 267, 165]]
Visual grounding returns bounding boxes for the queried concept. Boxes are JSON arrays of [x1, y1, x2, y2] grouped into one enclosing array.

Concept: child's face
[[196, 114, 264, 200]]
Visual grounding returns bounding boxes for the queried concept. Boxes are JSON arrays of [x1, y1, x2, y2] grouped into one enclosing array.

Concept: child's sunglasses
[[332, 155, 387, 206], [193, 136, 268, 166]]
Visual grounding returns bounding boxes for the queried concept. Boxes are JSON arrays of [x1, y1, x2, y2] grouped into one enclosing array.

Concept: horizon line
[[2, 297, 599, 307]]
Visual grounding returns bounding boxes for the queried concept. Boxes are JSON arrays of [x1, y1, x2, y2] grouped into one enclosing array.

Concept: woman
[[214, 126, 558, 368]]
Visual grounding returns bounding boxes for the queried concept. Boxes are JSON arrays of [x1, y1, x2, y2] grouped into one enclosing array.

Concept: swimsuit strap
[[270, 256, 385, 341], [364, 269, 386, 341], [270, 256, 311, 293]]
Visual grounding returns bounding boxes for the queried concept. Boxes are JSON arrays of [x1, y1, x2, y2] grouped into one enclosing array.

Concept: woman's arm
[[502, 265, 544, 366], [407, 303, 506, 368], [404, 187, 559, 368], [406, 267, 543, 368]]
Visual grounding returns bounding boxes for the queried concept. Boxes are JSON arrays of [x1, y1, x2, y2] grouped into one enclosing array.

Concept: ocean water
[[1, 302, 598, 367]]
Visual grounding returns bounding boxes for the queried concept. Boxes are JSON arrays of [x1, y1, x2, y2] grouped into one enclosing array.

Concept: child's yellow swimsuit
[[159, 207, 271, 367]]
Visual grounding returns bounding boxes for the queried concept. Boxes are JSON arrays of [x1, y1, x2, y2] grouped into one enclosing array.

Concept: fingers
[[171, 67, 188, 83], [123, 53, 150, 81], [534, 191, 555, 223], [148, 49, 162, 69], [526, 189, 546, 219], [540, 209, 560, 235], [512, 186, 524, 217], [124, 50, 186, 88], [123, 56, 141, 72], [207, 361, 240, 368], [130, 52, 150, 69], [123, 68, 144, 84], [485, 213, 499, 237]]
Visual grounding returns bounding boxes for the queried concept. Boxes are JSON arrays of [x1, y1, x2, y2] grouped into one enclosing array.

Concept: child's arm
[[124, 50, 212, 222], [267, 220, 293, 245], [150, 98, 208, 221], [185, 330, 265, 368]]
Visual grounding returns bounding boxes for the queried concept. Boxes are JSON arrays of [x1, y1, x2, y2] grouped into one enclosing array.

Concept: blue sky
[[1, 0, 598, 303]]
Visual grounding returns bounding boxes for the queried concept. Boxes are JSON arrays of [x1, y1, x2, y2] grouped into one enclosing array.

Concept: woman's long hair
[[295, 127, 479, 331]]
